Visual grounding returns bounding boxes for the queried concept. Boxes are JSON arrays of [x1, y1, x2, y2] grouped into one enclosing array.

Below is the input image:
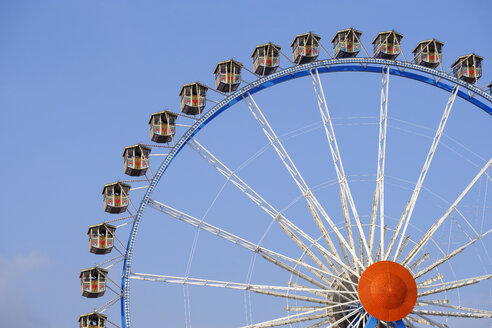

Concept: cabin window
[[298, 38, 304, 47], [340, 34, 345, 41], [258, 48, 264, 57], [106, 188, 113, 196], [127, 149, 134, 158], [134, 148, 141, 157], [153, 116, 160, 125], [185, 87, 191, 96], [91, 229, 98, 238], [84, 272, 90, 282], [100, 274, 106, 282], [220, 65, 226, 74], [199, 88, 206, 97]]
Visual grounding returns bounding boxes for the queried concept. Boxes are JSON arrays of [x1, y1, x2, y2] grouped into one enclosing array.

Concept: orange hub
[[358, 261, 417, 322]]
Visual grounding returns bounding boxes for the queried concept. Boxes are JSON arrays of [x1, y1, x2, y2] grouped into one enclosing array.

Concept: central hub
[[358, 261, 417, 322]]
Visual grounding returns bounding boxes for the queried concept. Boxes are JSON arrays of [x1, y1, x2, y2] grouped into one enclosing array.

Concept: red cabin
[[214, 59, 242, 93], [123, 144, 151, 176], [79, 312, 107, 328], [372, 30, 403, 60], [412, 39, 444, 69], [291, 32, 321, 65], [451, 54, 483, 84], [88, 223, 116, 255], [331, 28, 362, 59], [149, 110, 178, 143], [102, 182, 130, 214], [251, 43, 281, 76], [80, 267, 108, 298], [179, 82, 208, 115]]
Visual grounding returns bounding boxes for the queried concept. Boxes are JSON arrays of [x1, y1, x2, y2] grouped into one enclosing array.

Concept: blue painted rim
[[120, 58, 492, 328]]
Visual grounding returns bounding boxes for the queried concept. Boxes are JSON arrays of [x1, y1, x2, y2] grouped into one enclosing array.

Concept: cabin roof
[[79, 312, 108, 321], [451, 53, 484, 68], [251, 42, 281, 57], [290, 32, 322, 47], [412, 39, 445, 53], [179, 82, 209, 96], [331, 28, 362, 43], [79, 266, 108, 277], [87, 222, 116, 234], [214, 59, 243, 74], [122, 144, 152, 157], [148, 110, 178, 124], [372, 30, 404, 44], [102, 181, 131, 194]]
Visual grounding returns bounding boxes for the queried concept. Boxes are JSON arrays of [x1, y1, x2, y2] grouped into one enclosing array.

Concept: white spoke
[[306, 306, 362, 328], [408, 314, 448, 328], [409, 252, 429, 271], [129, 273, 357, 297], [241, 308, 329, 328], [187, 137, 358, 277], [414, 229, 492, 279], [417, 274, 443, 288], [418, 274, 492, 297], [147, 199, 359, 289], [417, 301, 492, 316], [371, 66, 389, 263], [243, 93, 363, 270], [412, 309, 491, 318], [402, 158, 492, 266], [386, 85, 459, 261], [310, 68, 372, 267]]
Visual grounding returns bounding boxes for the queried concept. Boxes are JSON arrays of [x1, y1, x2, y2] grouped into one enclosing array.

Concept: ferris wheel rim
[[120, 58, 492, 328]]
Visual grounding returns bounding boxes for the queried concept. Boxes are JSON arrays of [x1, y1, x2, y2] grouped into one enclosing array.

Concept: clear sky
[[1, 1, 491, 327]]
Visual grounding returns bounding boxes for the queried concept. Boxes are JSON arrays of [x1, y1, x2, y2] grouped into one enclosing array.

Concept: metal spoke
[[243, 93, 363, 270], [129, 273, 358, 297], [306, 306, 362, 328], [414, 229, 492, 279], [187, 138, 358, 277], [418, 274, 492, 297], [385, 85, 459, 261], [408, 314, 448, 328], [147, 199, 359, 289], [310, 68, 372, 268], [240, 308, 329, 328], [412, 309, 491, 318], [402, 158, 492, 266], [417, 301, 492, 316]]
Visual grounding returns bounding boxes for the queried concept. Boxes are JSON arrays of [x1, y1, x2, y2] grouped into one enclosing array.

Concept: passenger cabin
[[251, 43, 281, 76], [102, 182, 130, 214], [88, 223, 116, 254], [372, 30, 403, 60], [80, 267, 108, 298], [412, 39, 444, 69], [291, 32, 321, 65], [331, 28, 362, 58], [214, 59, 242, 93], [123, 144, 151, 176], [179, 82, 208, 115], [79, 312, 107, 328], [149, 110, 178, 143], [451, 54, 483, 84]]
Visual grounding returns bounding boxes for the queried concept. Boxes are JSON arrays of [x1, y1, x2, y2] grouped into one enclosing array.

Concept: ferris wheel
[[79, 28, 492, 328]]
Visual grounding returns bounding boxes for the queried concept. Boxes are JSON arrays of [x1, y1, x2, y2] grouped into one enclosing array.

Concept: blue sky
[[1, 1, 491, 327]]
